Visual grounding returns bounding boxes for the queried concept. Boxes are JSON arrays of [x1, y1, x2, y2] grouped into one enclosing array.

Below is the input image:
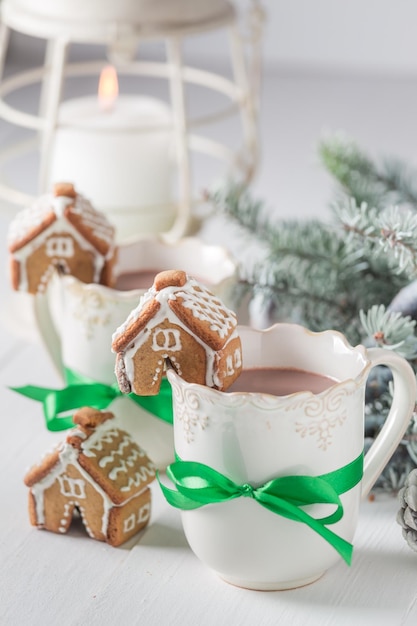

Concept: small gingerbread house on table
[[24, 407, 155, 547], [8, 182, 117, 294], [112, 269, 242, 395]]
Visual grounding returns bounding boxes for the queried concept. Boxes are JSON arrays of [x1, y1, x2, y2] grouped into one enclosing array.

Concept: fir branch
[[318, 134, 385, 208], [378, 206, 417, 273], [360, 304, 417, 359], [209, 181, 409, 344], [208, 182, 360, 269], [334, 198, 417, 277], [334, 197, 380, 238], [319, 134, 417, 211], [207, 183, 275, 246], [236, 246, 395, 343], [378, 156, 417, 209]]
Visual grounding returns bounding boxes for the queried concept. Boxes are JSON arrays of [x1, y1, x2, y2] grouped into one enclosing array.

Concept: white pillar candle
[[47, 94, 176, 242]]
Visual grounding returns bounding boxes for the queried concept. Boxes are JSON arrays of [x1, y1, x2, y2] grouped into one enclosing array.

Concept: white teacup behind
[[32, 236, 237, 468], [167, 323, 417, 590]]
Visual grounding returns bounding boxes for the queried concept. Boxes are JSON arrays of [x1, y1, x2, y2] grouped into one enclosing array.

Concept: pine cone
[[397, 468, 417, 552]]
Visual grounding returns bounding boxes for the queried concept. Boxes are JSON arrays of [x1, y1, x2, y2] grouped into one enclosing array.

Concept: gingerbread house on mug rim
[[24, 408, 155, 547], [8, 182, 116, 294], [111, 269, 242, 396]]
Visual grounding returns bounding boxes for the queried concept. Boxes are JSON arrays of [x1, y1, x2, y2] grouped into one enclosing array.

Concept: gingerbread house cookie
[[8, 182, 117, 294], [24, 407, 155, 547], [112, 269, 242, 395]]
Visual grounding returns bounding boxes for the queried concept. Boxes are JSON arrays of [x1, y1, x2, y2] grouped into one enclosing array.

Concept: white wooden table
[[0, 215, 416, 626]]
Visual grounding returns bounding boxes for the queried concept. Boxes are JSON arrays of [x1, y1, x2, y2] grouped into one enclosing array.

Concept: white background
[[260, 0, 417, 76]]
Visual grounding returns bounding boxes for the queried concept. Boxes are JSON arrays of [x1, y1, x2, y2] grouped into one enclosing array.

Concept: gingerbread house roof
[[8, 183, 115, 258], [112, 269, 238, 354], [24, 408, 155, 505]]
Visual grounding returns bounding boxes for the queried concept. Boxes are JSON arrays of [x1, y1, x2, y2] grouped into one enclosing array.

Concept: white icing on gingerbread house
[[8, 182, 117, 294], [112, 269, 242, 395], [24, 408, 155, 547]]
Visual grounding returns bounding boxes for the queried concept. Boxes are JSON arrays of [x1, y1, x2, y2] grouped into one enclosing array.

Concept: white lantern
[[0, 0, 263, 242]]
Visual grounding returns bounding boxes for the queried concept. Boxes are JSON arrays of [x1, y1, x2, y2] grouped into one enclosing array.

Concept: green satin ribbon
[[10, 367, 173, 431], [158, 452, 364, 565]]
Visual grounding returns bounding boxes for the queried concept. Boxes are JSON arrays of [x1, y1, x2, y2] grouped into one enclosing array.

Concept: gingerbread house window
[[137, 502, 151, 524], [45, 235, 75, 258], [57, 475, 86, 499], [225, 348, 243, 376], [123, 513, 136, 534], [123, 502, 151, 534], [152, 328, 182, 352]]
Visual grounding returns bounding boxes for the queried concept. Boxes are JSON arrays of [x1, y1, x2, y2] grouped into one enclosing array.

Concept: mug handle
[[32, 282, 65, 381], [362, 347, 416, 498]]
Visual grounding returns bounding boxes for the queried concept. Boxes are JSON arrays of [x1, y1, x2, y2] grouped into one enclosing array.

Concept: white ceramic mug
[[32, 236, 237, 468], [167, 323, 417, 590]]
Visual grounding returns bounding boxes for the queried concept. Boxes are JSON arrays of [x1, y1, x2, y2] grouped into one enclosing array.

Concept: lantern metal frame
[[0, 0, 263, 240]]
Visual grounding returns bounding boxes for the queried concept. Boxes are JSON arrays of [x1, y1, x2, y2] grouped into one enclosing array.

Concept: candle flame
[[98, 65, 119, 111]]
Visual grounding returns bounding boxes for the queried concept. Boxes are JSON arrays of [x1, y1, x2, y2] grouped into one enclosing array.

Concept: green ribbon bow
[[10, 367, 173, 431], [158, 452, 363, 565]]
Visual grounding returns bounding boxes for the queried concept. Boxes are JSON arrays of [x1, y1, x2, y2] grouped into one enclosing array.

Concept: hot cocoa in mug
[[166, 323, 416, 590], [228, 367, 336, 396]]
